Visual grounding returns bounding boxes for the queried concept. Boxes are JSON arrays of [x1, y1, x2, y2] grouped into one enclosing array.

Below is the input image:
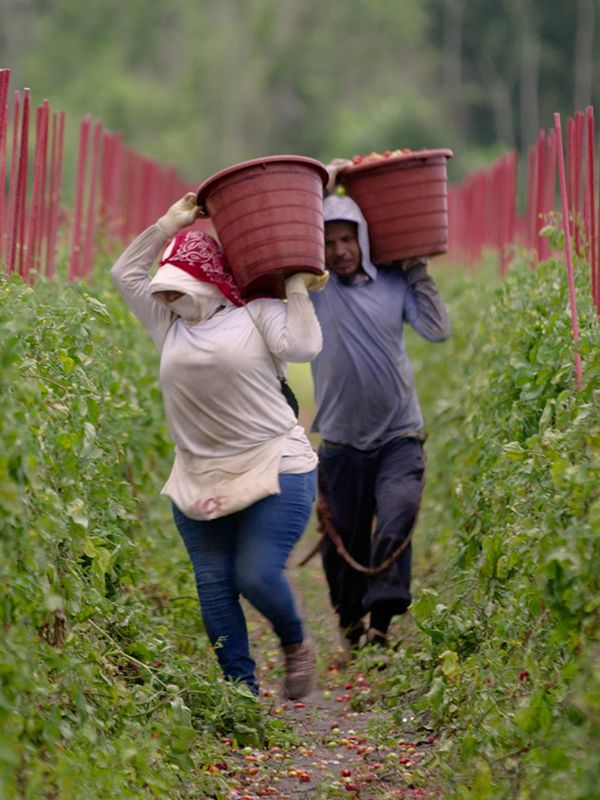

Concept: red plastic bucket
[[196, 155, 329, 298], [338, 149, 454, 264]]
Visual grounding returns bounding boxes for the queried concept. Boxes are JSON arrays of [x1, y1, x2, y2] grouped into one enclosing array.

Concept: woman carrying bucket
[[111, 192, 328, 699]]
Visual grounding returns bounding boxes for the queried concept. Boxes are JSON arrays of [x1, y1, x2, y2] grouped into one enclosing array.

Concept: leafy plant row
[[2, 244, 598, 799], [396, 250, 600, 799], [0, 271, 284, 799]]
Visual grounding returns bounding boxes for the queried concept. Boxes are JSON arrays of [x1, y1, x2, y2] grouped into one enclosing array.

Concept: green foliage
[[4, 0, 450, 182], [3, 232, 599, 797], [388, 253, 600, 798], [5, 0, 596, 183], [0, 270, 286, 799]]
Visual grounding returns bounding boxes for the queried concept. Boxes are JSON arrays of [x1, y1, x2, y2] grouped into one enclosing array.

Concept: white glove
[[156, 192, 205, 238], [285, 271, 330, 297], [325, 158, 353, 193]]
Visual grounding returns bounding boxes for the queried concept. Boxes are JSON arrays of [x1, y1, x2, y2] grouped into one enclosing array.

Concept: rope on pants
[[296, 441, 427, 574], [296, 491, 420, 575]]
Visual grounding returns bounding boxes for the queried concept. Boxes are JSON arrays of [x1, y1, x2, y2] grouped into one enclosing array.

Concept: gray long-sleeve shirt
[[310, 264, 450, 450]]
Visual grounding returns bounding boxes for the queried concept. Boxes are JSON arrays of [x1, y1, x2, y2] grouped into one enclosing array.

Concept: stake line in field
[[554, 112, 583, 392]]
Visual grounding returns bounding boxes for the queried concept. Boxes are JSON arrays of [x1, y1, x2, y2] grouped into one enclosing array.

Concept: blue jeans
[[172, 470, 317, 692]]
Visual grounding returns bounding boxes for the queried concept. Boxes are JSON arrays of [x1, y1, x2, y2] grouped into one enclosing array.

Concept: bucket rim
[[196, 155, 329, 212], [340, 148, 454, 178]]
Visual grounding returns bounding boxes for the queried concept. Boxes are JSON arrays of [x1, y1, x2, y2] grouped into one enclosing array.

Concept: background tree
[[3, 0, 599, 183]]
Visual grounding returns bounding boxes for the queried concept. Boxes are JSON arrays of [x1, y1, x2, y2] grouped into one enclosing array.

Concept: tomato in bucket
[[196, 155, 329, 299], [338, 148, 454, 264]]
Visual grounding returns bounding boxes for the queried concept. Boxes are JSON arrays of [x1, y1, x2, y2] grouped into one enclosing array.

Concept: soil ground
[[215, 547, 443, 800]]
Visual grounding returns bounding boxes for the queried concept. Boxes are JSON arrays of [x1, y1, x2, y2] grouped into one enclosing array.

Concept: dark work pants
[[318, 437, 425, 628]]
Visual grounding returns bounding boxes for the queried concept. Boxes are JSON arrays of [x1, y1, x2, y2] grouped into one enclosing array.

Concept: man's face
[[324, 220, 361, 277]]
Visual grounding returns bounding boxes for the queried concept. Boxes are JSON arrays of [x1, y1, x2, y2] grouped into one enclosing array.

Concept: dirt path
[[216, 555, 443, 800]]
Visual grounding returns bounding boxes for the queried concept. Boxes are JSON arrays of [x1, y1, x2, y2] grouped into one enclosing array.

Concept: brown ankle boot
[[282, 638, 316, 700]]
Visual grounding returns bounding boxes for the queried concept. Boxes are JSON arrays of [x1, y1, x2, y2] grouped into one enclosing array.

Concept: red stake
[[24, 100, 49, 281], [585, 107, 596, 312], [554, 113, 583, 391], [545, 129, 557, 238], [574, 111, 585, 253], [0, 69, 10, 268], [37, 101, 51, 276], [82, 120, 103, 277], [46, 110, 65, 278], [69, 114, 91, 280], [15, 88, 30, 277], [5, 90, 21, 273], [536, 130, 546, 261], [526, 144, 537, 252]]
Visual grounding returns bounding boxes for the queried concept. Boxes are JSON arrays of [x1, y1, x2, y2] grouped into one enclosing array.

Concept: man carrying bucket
[[308, 166, 451, 656]]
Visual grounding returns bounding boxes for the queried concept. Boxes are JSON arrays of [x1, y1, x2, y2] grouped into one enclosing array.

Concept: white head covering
[[323, 194, 377, 280], [149, 264, 230, 323], [148, 230, 243, 323]]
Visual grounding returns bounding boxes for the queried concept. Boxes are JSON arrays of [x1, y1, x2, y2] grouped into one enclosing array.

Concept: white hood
[[323, 194, 377, 280], [149, 264, 232, 322]]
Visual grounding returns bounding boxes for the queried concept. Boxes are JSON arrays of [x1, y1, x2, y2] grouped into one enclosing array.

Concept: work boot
[[339, 621, 366, 659], [283, 638, 316, 700], [362, 627, 391, 669], [363, 627, 389, 648]]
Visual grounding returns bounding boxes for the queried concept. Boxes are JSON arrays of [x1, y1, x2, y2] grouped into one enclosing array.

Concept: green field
[[1, 248, 598, 798]]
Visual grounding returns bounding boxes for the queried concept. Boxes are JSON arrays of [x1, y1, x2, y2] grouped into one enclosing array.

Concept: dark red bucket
[[196, 155, 329, 299], [338, 149, 454, 264]]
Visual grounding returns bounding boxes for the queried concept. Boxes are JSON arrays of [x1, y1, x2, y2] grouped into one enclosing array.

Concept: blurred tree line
[[2, 0, 598, 183]]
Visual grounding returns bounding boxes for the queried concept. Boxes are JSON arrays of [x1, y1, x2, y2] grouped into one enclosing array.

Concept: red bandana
[[159, 231, 244, 307]]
